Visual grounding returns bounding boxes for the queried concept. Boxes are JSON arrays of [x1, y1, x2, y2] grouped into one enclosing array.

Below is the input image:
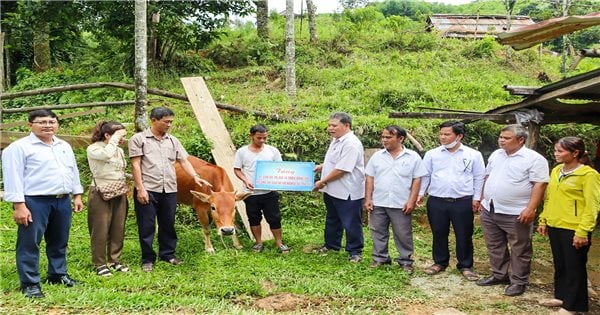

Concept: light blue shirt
[[482, 146, 549, 215], [320, 131, 365, 200], [419, 144, 485, 200], [2, 133, 84, 202], [366, 148, 427, 208]]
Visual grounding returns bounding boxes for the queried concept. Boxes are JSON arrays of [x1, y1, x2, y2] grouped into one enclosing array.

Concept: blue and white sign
[[254, 161, 315, 191]]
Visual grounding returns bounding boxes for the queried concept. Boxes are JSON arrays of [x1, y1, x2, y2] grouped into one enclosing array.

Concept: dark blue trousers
[[18, 195, 72, 286], [133, 191, 178, 264], [426, 196, 474, 270], [323, 193, 364, 256], [549, 227, 590, 312]]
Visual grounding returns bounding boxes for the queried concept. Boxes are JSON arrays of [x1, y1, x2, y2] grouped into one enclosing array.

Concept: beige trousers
[[87, 188, 128, 267]]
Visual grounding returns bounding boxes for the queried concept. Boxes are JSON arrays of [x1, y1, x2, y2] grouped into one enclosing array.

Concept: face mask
[[443, 140, 459, 149]]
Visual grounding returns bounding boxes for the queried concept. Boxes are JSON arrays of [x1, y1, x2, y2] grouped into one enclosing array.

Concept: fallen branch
[[0, 82, 293, 122]]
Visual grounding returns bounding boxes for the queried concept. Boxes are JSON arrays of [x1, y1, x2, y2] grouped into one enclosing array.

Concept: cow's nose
[[221, 227, 235, 235]]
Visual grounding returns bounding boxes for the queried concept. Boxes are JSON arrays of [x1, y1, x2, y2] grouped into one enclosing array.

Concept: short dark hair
[[150, 107, 175, 120], [384, 125, 407, 138], [28, 109, 58, 123], [329, 112, 352, 127], [439, 120, 465, 137], [250, 124, 268, 135]]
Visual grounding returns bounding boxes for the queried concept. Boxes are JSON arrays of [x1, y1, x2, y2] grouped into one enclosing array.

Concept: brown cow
[[175, 156, 251, 254]]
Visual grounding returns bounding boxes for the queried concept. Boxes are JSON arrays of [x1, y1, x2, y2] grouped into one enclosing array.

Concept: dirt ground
[[252, 238, 600, 314]]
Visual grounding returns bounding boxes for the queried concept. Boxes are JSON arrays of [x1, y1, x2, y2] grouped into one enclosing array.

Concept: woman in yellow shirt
[[537, 136, 600, 314]]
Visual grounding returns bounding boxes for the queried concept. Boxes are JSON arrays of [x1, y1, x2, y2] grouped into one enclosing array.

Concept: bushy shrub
[[204, 35, 278, 67], [376, 88, 436, 110], [461, 36, 499, 59]]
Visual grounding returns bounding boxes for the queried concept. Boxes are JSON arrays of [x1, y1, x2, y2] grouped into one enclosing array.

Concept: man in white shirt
[[2, 110, 84, 298], [476, 124, 549, 297], [234, 124, 288, 254], [365, 125, 426, 272], [417, 121, 485, 281], [312, 112, 365, 263]]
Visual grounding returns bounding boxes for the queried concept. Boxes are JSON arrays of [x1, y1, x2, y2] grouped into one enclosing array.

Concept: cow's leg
[[195, 207, 215, 254]]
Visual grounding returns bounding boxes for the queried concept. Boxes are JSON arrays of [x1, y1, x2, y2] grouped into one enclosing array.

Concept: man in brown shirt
[[129, 107, 210, 272]]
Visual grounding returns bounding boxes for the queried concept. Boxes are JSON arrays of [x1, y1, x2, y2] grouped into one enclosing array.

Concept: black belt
[[430, 195, 472, 202], [27, 194, 68, 199]]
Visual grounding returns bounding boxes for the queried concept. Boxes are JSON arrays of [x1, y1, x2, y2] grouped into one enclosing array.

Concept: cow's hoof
[[234, 245, 243, 250], [206, 248, 216, 254]]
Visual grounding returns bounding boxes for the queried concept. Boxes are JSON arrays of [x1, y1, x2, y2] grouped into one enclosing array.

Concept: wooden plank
[[1, 131, 91, 149], [180, 77, 273, 241], [1, 108, 105, 130]]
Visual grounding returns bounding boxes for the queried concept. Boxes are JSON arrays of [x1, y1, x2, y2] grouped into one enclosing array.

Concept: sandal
[[96, 265, 113, 277], [109, 262, 129, 273], [141, 262, 153, 272], [424, 264, 446, 275], [460, 268, 479, 281], [251, 243, 264, 253], [278, 244, 290, 254]]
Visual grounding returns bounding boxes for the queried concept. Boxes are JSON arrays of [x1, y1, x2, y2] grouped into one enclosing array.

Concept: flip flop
[[424, 264, 446, 275], [278, 244, 290, 254], [251, 243, 264, 253], [460, 268, 479, 281]]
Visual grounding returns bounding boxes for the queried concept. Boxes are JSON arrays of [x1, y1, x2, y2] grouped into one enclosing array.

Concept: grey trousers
[[87, 188, 128, 267], [369, 206, 413, 266], [480, 208, 533, 285]]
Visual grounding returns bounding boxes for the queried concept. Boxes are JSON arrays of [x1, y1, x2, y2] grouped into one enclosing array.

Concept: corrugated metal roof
[[426, 14, 535, 39], [497, 12, 600, 50], [487, 68, 600, 125]]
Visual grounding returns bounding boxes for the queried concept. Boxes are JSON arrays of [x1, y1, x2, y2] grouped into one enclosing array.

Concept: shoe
[[21, 284, 44, 298], [476, 275, 510, 286], [504, 284, 527, 296], [108, 262, 129, 273], [424, 264, 446, 275], [369, 260, 391, 268], [348, 255, 362, 263], [96, 265, 113, 277], [312, 245, 334, 254], [163, 257, 183, 265], [46, 274, 80, 287], [460, 268, 479, 281], [400, 264, 414, 274], [539, 298, 562, 307], [278, 244, 290, 254], [141, 262, 153, 272], [252, 243, 264, 253]]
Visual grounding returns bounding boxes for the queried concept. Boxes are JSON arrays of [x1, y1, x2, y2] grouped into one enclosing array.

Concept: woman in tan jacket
[[87, 121, 129, 276]]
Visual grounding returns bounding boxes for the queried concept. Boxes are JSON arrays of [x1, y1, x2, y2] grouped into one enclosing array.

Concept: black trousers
[[548, 227, 590, 312], [426, 196, 474, 270], [134, 190, 178, 264]]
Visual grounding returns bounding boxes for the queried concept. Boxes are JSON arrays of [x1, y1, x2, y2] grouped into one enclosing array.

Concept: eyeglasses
[[31, 120, 58, 126]]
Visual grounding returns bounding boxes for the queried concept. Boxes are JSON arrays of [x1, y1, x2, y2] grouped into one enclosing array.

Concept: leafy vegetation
[[1, 1, 600, 313]]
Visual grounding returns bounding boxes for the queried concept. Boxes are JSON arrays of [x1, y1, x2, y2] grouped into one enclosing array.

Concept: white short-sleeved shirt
[[365, 148, 427, 208], [482, 146, 549, 215], [2, 133, 84, 202], [320, 131, 365, 200], [419, 144, 486, 200], [233, 144, 282, 195]]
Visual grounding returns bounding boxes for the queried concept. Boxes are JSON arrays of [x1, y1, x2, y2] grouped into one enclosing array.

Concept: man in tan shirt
[[129, 107, 210, 272]]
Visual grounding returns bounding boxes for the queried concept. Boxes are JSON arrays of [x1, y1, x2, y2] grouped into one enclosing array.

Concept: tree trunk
[[33, 22, 51, 73], [134, 0, 149, 131], [254, 0, 270, 39], [285, 0, 296, 97], [306, 0, 317, 43], [0, 32, 5, 93], [148, 10, 160, 63]]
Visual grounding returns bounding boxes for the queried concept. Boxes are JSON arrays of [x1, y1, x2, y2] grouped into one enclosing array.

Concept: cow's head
[[190, 190, 252, 235]]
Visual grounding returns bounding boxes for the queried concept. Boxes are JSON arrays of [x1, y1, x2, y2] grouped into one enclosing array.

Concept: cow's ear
[[190, 190, 211, 203], [235, 191, 252, 201]]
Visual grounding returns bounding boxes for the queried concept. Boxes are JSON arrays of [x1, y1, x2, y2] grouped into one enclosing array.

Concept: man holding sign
[[234, 124, 289, 254]]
